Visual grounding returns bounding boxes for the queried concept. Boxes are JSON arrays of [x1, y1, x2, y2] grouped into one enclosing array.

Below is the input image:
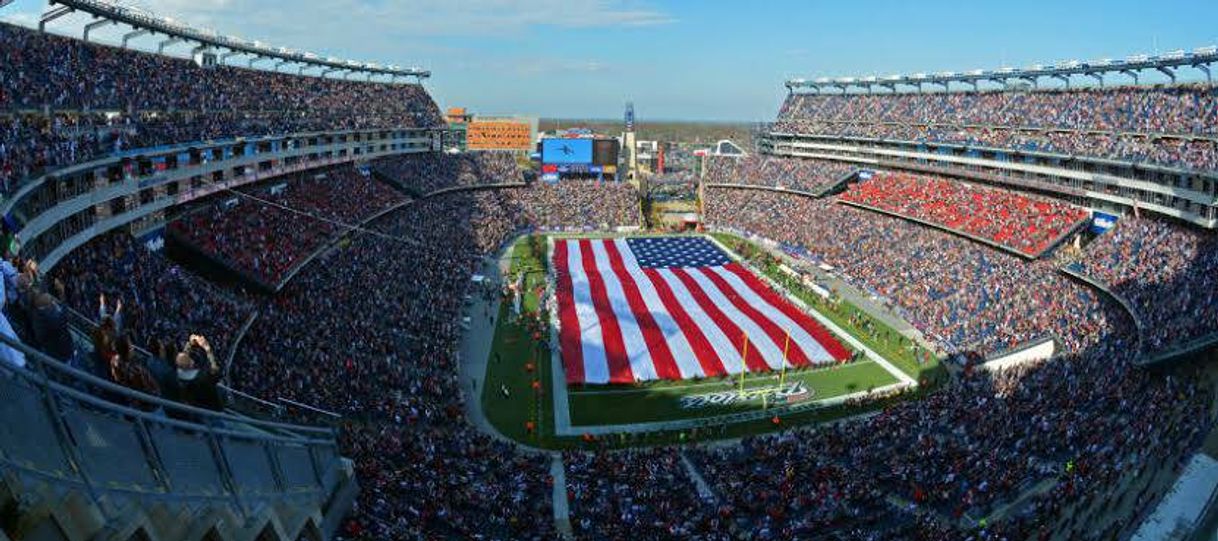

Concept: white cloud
[[117, 0, 674, 37], [0, 11, 37, 26], [515, 58, 614, 76]]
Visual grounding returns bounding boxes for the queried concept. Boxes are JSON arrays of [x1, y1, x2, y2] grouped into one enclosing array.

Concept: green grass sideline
[[708, 232, 943, 385]]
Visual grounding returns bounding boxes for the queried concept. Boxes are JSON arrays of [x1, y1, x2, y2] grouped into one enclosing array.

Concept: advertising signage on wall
[[1091, 211, 1120, 233], [467, 119, 533, 151]]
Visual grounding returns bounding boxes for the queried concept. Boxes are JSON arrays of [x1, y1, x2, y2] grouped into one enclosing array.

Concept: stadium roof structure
[[36, 0, 430, 82], [786, 46, 1217, 93]]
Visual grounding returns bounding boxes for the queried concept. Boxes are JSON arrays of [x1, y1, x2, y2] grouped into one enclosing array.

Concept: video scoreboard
[[539, 137, 620, 181]]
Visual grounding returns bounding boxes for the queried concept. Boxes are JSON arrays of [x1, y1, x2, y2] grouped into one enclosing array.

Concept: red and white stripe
[[554, 238, 850, 384]]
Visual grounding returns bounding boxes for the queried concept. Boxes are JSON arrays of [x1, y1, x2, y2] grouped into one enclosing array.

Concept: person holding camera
[[168, 334, 225, 413]]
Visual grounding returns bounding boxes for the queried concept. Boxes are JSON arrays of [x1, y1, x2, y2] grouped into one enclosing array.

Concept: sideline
[[705, 234, 917, 387], [706, 225, 934, 352], [455, 237, 546, 449]]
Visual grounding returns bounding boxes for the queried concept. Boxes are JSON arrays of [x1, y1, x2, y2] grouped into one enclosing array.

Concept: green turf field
[[568, 361, 897, 425], [480, 236, 554, 445], [480, 233, 937, 449]]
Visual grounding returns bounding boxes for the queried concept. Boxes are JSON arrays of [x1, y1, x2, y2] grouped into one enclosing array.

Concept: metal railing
[[0, 330, 345, 518]]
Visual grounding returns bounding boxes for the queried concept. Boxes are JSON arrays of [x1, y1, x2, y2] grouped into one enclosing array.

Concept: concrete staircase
[[0, 462, 357, 541]]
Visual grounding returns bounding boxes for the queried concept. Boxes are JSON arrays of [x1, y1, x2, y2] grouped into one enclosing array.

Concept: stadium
[[0, 1, 1216, 540]]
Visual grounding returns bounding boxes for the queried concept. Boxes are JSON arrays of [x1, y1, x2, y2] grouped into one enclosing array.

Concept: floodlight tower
[[623, 102, 639, 187]]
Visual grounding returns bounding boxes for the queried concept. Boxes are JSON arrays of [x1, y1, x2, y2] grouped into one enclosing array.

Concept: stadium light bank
[[29, 0, 430, 83], [786, 46, 1217, 94]]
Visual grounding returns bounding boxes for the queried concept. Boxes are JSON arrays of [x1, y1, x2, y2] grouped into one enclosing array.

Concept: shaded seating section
[[49, 231, 255, 364], [370, 152, 522, 195], [1073, 216, 1218, 355], [704, 155, 857, 193], [167, 166, 408, 286]]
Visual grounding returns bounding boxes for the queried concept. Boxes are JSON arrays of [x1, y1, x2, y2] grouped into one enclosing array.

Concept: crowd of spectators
[[518, 180, 638, 230], [683, 340, 1210, 540], [201, 164, 633, 537], [690, 185, 1214, 539], [0, 230, 241, 415], [231, 184, 638, 539], [168, 166, 408, 286], [565, 449, 734, 540], [370, 152, 522, 194], [1068, 216, 1218, 355], [774, 85, 1218, 171], [646, 170, 698, 201], [0, 22, 442, 193], [704, 155, 858, 193], [704, 187, 1113, 355], [7, 159, 1212, 540], [9, 146, 634, 536], [50, 231, 255, 361], [840, 172, 1089, 256], [778, 86, 1218, 134], [5, 19, 1217, 539], [15, 156, 634, 537], [0, 23, 441, 117]]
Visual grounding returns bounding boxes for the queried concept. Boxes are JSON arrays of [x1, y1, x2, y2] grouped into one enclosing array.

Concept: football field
[[480, 233, 939, 448]]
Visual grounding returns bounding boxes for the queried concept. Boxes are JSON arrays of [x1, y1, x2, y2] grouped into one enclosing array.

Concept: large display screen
[[542, 138, 593, 164], [593, 139, 620, 166]]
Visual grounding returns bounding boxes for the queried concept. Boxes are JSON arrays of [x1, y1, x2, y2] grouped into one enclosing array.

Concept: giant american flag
[[553, 237, 850, 384]]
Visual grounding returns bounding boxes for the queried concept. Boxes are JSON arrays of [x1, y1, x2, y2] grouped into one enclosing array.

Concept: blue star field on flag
[[625, 237, 732, 269]]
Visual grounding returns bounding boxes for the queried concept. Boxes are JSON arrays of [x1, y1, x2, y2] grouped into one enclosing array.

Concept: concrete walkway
[[456, 239, 537, 449], [972, 477, 1059, 526], [454, 237, 577, 538], [884, 494, 956, 528], [550, 454, 574, 539], [679, 451, 719, 504]]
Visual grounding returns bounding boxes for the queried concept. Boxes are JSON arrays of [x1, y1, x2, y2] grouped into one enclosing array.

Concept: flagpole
[[780, 328, 791, 388]]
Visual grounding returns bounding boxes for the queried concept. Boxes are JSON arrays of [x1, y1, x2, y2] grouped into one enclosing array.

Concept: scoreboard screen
[[593, 139, 620, 166], [542, 139, 593, 164]]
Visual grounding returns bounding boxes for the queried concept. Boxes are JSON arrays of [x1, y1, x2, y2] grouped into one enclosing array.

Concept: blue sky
[[3, 0, 1217, 121]]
